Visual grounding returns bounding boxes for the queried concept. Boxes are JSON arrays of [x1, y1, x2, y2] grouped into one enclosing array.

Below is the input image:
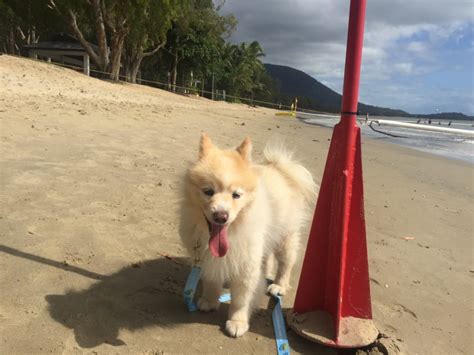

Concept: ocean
[[298, 113, 474, 164]]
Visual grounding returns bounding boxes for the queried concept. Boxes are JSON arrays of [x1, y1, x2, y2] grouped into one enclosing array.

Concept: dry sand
[[0, 55, 472, 354]]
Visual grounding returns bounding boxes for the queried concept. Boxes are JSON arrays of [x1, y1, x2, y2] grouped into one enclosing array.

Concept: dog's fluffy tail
[[263, 143, 318, 203]]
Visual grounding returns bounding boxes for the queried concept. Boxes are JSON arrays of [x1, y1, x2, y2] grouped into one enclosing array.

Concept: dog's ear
[[199, 133, 213, 158], [236, 137, 252, 161]]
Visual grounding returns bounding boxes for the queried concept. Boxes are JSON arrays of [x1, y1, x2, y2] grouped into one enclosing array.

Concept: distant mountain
[[264, 63, 473, 120]]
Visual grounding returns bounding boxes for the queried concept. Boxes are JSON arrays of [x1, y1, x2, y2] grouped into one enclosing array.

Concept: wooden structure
[[23, 36, 97, 76]]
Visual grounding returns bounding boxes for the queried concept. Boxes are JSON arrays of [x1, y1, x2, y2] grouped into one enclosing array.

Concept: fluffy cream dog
[[180, 133, 316, 337]]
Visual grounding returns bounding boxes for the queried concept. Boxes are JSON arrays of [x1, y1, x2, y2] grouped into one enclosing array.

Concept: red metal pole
[[337, 0, 367, 339], [288, 0, 377, 348], [341, 0, 366, 123]]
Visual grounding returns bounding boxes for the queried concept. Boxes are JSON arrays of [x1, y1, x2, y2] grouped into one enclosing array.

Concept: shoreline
[[299, 116, 474, 165]]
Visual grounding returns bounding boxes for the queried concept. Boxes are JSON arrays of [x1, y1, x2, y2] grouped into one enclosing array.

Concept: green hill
[[264, 63, 473, 120]]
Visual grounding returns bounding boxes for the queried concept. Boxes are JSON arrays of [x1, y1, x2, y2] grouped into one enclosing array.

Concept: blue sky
[[221, 1, 474, 115]]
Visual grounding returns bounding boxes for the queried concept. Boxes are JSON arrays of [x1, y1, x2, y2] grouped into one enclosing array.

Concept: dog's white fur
[[179, 134, 316, 337]]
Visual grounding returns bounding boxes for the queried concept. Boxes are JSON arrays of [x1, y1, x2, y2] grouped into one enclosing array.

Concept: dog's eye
[[202, 188, 214, 197], [232, 192, 241, 199]]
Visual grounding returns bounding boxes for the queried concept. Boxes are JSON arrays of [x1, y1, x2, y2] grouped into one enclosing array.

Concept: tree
[[253, 70, 282, 104], [0, 0, 18, 53], [49, 0, 132, 80], [218, 41, 265, 98], [122, 0, 181, 83], [164, 0, 236, 91], [0, 0, 61, 54], [1, 0, 279, 105]]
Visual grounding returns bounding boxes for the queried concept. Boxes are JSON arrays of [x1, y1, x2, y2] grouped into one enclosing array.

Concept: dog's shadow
[[45, 257, 213, 347], [45, 257, 275, 348], [45, 256, 333, 353]]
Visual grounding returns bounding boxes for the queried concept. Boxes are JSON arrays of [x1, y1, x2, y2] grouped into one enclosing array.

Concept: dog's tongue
[[209, 223, 229, 257]]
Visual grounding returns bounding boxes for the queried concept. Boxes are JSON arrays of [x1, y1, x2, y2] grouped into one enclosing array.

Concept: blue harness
[[184, 266, 290, 355]]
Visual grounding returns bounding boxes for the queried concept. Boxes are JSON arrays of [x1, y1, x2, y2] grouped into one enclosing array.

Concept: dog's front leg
[[225, 269, 262, 337], [198, 278, 222, 312]]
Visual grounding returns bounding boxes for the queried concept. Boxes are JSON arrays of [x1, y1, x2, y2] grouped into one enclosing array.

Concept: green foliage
[[216, 41, 265, 97], [122, 0, 184, 82], [163, 0, 235, 80], [125, 0, 177, 48], [1, 0, 280, 104], [0, 0, 66, 53], [0, 1, 15, 52]]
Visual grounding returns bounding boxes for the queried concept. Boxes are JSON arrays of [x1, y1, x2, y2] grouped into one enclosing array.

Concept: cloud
[[406, 41, 430, 58], [220, 0, 474, 114]]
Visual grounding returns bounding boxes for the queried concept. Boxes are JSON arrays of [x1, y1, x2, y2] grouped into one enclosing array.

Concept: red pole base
[[287, 311, 378, 348], [289, 119, 378, 348]]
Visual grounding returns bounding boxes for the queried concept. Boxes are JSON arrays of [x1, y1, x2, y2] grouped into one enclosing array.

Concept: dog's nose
[[212, 211, 228, 224]]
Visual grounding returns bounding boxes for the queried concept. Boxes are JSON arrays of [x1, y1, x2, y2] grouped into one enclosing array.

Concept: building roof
[[23, 35, 99, 52]]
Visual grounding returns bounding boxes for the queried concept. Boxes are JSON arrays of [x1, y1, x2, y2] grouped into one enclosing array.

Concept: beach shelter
[[24, 35, 94, 76]]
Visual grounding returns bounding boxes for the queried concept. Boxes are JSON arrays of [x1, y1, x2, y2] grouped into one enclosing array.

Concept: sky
[[220, 0, 474, 115]]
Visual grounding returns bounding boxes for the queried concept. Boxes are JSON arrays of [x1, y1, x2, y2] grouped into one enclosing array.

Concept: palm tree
[[220, 41, 265, 98]]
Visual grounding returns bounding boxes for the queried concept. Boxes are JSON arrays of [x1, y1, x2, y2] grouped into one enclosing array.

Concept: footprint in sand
[[393, 303, 418, 319], [377, 302, 418, 320]]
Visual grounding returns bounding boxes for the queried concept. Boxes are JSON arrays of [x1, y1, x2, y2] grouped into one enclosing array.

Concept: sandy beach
[[0, 55, 472, 354]]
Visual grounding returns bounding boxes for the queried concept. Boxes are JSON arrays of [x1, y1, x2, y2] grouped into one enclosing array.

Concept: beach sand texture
[[1, 55, 472, 354]]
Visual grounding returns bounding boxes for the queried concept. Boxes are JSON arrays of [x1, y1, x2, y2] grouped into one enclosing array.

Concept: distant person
[[448, 121, 452, 126], [428, 119, 432, 124], [365, 113, 369, 123], [438, 121, 441, 125]]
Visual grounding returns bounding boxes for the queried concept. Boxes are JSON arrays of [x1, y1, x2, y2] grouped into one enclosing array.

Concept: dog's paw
[[267, 283, 287, 296], [225, 320, 249, 337], [197, 297, 220, 312]]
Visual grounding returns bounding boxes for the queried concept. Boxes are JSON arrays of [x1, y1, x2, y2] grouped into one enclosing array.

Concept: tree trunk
[[128, 42, 164, 83], [108, 33, 126, 81], [125, 66, 133, 83], [123, 48, 141, 84], [123, 45, 139, 83], [122, 51, 133, 82], [130, 59, 142, 84], [49, 0, 110, 73], [66, 9, 105, 71], [7, 28, 16, 54], [171, 50, 178, 92], [27, 26, 39, 44], [91, 0, 108, 69]]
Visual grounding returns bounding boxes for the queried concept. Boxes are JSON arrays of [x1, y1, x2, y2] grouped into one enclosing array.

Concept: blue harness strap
[[218, 292, 231, 303], [183, 266, 201, 312], [271, 294, 290, 355], [184, 268, 291, 354]]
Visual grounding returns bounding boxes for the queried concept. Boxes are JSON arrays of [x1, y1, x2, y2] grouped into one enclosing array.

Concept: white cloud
[[221, 0, 474, 114], [393, 62, 414, 75], [406, 41, 430, 58]]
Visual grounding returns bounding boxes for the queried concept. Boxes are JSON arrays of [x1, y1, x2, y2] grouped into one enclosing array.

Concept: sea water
[[298, 113, 474, 164]]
